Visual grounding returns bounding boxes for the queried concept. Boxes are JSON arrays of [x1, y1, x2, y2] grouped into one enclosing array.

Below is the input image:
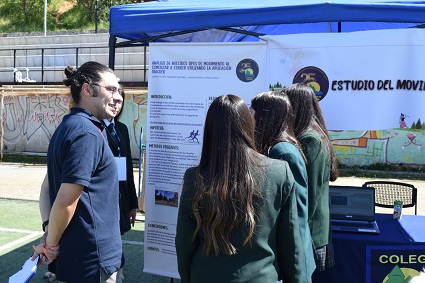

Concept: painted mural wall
[[330, 129, 425, 166], [1, 92, 424, 166], [1, 92, 148, 159]]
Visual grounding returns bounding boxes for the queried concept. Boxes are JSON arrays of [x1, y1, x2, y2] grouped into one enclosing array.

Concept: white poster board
[[144, 42, 267, 278], [264, 28, 425, 130]]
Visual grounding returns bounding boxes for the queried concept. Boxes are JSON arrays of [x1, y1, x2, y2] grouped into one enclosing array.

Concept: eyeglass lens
[[92, 83, 122, 95]]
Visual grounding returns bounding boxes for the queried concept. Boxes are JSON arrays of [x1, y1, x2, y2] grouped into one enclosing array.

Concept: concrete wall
[[330, 129, 425, 166], [0, 32, 148, 84], [0, 31, 149, 160], [0, 87, 148, 159], [3, 89, 425, 166]]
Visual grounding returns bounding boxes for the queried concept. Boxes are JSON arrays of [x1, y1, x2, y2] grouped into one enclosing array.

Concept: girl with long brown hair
[[176, 94, 305, 283], [251, 91, 316, 282], [284, 83, 339, 272]]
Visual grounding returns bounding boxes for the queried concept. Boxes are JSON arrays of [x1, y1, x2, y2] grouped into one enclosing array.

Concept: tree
[[0, 0, 48, 28], [269, 82, 283, 90], [415, 119, 422, 130], [0, 0, 135, 32]]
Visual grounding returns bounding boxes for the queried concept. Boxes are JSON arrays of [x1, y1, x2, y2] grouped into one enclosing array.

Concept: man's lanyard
[[105, 123, 122, 157]]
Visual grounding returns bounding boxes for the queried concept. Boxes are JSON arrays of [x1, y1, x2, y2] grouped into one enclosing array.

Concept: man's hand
[[31, 234, 60, 265]]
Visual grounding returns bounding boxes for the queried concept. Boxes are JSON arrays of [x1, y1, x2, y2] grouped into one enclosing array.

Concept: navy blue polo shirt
[[47, 107, 122, 282]]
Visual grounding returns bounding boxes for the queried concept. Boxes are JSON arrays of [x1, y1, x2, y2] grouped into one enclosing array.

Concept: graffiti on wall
[[119, 92, 148, 159], [1, 92, 148, 159], [330, 129, 425, 166], [2, 92, 425, 166], [1, 94, 70, 152]]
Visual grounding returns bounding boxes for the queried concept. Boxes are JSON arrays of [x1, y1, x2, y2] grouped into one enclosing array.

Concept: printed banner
[[263, 29, 425, 131], [145, 42, 267, 278], [366, 245, 425, 283]]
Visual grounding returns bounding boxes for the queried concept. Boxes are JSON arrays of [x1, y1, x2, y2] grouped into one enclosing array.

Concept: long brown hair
[[192, 94, 263, 256], [283, 83, 339, 181], [251, 91, 306, 162]]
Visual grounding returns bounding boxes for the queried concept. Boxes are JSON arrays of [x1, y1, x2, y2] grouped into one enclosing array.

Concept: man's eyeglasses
[[92, 83, 122, 96]]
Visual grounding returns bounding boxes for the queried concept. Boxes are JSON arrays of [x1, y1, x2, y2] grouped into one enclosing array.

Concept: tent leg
[[109, 35, 117, 70]]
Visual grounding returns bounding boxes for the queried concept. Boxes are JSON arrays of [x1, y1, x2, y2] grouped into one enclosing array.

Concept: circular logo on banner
[[293, 66, 329, 101], [236, 59, 259, 82]]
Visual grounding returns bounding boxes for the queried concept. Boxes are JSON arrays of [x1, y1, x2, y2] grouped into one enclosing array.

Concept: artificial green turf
[[0, 199, 180, 283], [0, 199, 42, 231], [0, 232, 30, 245]]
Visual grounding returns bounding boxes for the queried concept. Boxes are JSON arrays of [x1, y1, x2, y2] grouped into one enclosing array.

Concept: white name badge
[[115, 157, 127, 181]]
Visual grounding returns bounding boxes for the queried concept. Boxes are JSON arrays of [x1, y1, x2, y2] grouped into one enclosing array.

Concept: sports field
[[0, 199, 179, 283]]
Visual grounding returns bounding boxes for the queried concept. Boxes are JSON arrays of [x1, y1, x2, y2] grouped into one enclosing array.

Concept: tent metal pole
[[327, 22, 333, 33], [138, 127, 144, 198], [109, 36, 117, 70]]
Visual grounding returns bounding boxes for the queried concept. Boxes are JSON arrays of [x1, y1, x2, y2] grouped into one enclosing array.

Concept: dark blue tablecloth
[[313, 214, 425, 283]]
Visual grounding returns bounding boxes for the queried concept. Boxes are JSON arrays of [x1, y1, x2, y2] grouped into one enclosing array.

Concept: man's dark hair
[[63, 61, 113, 104]]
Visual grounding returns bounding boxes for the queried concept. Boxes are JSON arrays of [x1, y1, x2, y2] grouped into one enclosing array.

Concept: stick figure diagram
[[186, 130, 199, 143]]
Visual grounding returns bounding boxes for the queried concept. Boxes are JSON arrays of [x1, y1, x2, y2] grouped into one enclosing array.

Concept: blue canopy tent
[[108, 0, 424, 70]]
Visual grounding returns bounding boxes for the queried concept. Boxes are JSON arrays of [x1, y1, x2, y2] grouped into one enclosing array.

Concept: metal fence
[[0, 45, 149, 85]]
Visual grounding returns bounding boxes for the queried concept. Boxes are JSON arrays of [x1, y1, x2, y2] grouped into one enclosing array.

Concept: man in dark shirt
[[32, 61, 124, 282]]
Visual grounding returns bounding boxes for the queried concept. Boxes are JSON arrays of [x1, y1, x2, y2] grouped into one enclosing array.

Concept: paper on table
[[8, 256, 38, 283]]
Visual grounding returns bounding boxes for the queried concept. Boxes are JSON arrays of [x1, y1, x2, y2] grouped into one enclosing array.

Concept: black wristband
[[42, 220, 49, 232]]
